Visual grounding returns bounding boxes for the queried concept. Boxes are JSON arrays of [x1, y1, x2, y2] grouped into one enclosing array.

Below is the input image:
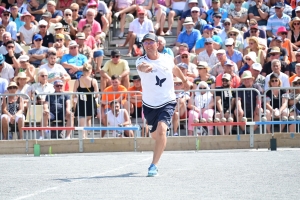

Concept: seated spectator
[[27, 0, 46, 22], [203, 0, 228, 24], [10, 4, 25, 33], [291, 6, 300, 19], [37, 20, 54, 48], [264, 59, 290, 91], [277, 27, 294, 64], [165, 0, 185, 35], [0, 10, 17, 40], [0, 54, 14, 82], [103, 101, 134, 137], [82, 24, 97, 49], [70, 3, 83, 23], [41, 12, 56, 35], [0, 77, 8, 94], [54, 23, 71, 47], [243, 36, 265, 65], [61, 40, 88, 79], [174, 43, 197, 65], [187, 81, 215, 136], [250, 63, 266, 90], [73, 63, 99, 138], [15, 55, 35, 82], [16, 0, 28, 14], [19, 12, 38, 46], [195, 38, 218, 67], [243, 19, 267, 40], [216, 60, 241, 88], [195, 25, 222, 54], [53, 33, 68, 61], [120, 8, 154, 57], [268, 36, 289, 63], [172, 77, 190, 136], [157, 36, 174, 57], [288, 17, 300, 50], [286, 77, 300, 132], [269, 0, 292, 17], [189, 7, 207, 34], [40, 49, 71, 84], [215, 73, 236, 135], [289, 63, 300, 84], [47, 1, 63, 23], [42, 80, 73, 139], [177, 62, 194, 88], [193, 61, 216, 89], [28, 34, 48, 68], [218, 18, 243, 43], [178, 51, 198, 78], [225, 38, 243, 69], [228, 0, 248, 32], [3, 40, 21, 68], [60, 9, 78, 40], [265, 73, 289, 131], [1, 0, 13, 9], [174, 17, 201, 54], [209, 49, 238, 77], [30, 69, 55, 102], [1, 81, 25, 140], [239, 51, 257, 76], [226, 27, 243, 52], [14, 72, 31, 113], [56, 0, 73, 12], [262, 47, 289, 76], [100, 50, 130, 91], [128, 75, 143, 118], [248, 0, 269, 31], [211, 12, 223, 30], [235, 70, 270, 133], [266, 2, 291, 45], [76, 32, 93, 64], [101, 75, 129, 124], [0, 25, 5, 46]]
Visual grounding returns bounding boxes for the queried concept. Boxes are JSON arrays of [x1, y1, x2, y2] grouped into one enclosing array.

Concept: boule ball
[[282, 116, 288, 121], [207, 118, 213, 123], [261, 116, 267, 121], [200, 118, 207, 123], [241, 117, 247, 122], [289, 116, 295, 121], [228, 117, 233, 122], [214, 118, 220, 123], [221, 117, 227, 122]]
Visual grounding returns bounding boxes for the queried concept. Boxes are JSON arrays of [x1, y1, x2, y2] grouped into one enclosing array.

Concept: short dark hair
[[110, 100, 120, 107], [111, 75, 120, 80], [83, 24, 92, 31], [5, 40, 14, 47], [0, 25, 5, 29]]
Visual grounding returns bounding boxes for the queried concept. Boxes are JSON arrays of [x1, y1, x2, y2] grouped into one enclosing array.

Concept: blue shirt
[[52, 10, 63, 18], [195, 35, 223, 49], [239, 63, 250, 77], [61, 53, 88, 79], [28, 46, 48, 66], [177, 29, 201, 51], [226, 50, 243, 65], [10, 13, 25, 32], [266, 14, 291, 36], [162, 47, 174, 57], [182, 18, 207, 34], [205, 8, 228, 24], [0, 78, 8, 94], [0, 21, 17, 40]]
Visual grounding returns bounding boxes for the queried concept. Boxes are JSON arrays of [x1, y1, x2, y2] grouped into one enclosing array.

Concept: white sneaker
[[60, 130, 65, 139], [114, 12, 120, 18], [39, 136, 43, 140], [118, 32, 124, 38], [173, 132, 179, 136], [126, 14, 134, 22], [165, 30, 172, 35]]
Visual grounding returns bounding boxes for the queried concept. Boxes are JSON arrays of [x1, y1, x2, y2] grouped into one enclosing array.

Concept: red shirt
[[215, 73, 241, 88]]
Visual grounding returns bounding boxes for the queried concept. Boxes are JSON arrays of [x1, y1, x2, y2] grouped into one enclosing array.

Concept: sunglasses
[[8, 87, 17, 89], [293, 82, 300, 85], [40, 75, 48, 77], [199, 87, 207, 89], [65, 14, 71, 16], [225, 45, 232, 47], [224, 23, 230, 26], [249, 43, 254, 45], [214, 16, 221, 18], [20, 61, 27, 63], [71, 9, 78, 12], [56, 39, 63, 41], [205, 43, 212, 45], [7, 46, 14, 49], [35, 39, 42, 42], [234, 1, 242, 3], [275, 7, 282, 9], [55, 85, 63, 88], [279, 32, 287, 35], [250, 30, 258, 33], [230, 34, 237, 36], [245, 58, 251, 61], [39, 26, 46, 28], [143, 41, 155, 46], [55, 28, 62, 31], [294, 23, 300, 26], [191, 11, 198, 13], [174, 83, 182, 86], [222, 79, 229, 82], [271, 79, 278, 83], [3, 14, 9, 16], [181, 55, 188, 59], [112, 55, 119, 58], [69, 46, 77, 49], [270, 53, 279, 56]]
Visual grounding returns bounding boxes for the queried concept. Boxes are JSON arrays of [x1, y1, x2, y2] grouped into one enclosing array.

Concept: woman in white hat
[[287, 17, 300, 50], [227, 27, 243, 52], [239, 51, 257, 77], [19, 12, 38, 45], [14, 72, 31, 114], [16, 55, 35, 82], [1, 82, 25, 140]]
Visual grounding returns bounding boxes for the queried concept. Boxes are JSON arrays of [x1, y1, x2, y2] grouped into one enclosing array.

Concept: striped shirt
[[266, 14, 291, 36]]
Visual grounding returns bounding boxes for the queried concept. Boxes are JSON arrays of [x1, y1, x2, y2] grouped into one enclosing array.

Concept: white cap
[[225, 38, 234, 46], [243, 51, 257, 62], [222, 73, 231, 80], [191, 7, 200, 12], [38, 19, 48, 26], [241, 70, 253, 79], [252, 63, 262, 72], [69, 40, 78, 47], [296, 6, 300, 12], [18, 55, 29, 62], [216, 49, 226, 54], [189, 0, 198, 3]]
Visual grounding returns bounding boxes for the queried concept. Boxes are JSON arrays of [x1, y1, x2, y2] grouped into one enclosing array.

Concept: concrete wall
[[0, 133, 299, 154]]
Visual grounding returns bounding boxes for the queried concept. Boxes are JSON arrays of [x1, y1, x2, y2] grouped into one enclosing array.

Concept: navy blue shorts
[[143, 102, 177, 133]]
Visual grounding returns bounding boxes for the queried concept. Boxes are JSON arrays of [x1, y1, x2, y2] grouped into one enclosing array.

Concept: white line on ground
[[14, 157, 151, 200]]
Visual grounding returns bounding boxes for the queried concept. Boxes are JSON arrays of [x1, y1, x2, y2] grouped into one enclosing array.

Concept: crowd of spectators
[[1, 0, 300, 139]]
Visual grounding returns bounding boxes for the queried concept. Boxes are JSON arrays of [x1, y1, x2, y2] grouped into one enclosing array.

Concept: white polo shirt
[[136, 53, 176, 108], [30, 82, 55, 101], [0, 62, 14, 82], [129, 18, 154, 42]]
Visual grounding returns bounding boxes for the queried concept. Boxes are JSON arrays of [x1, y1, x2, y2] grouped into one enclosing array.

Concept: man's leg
[[126, 33, 136, 56], [121, 75, 130, 89], [151, 121, 168, 165]]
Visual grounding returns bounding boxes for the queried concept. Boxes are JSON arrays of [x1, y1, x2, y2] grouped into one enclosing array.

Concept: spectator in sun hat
[[250, 62, 265, 91], [19, 12, 39, 45], [269, 0, 292, 17], [193, 61, 216, 89], [46, 0, 63, 23], [178, 51, 198, 78], [224, 38, 243, 69], [17, 55, 35, 82], [211, 12, 223, 30], [243, 19, 267, 40], [53, 33, 68, 61], [291, 6, 300, 19], [188, 6, 207, 34], [267, 36, 289, 63], [174, 17, 201, 54], [54, 22, 71, 47], [0, 9, 17, 40], [288, 16, 300, 50], [27, 0, 47, 22], [36, 19, 54, 48], [209, 49, 238, 77], [75, 32, 93, 64], [195, 25, 222, 54], [195, 38, 218, 68], [276, 26, 293, 64], [262, 47, 290, 76], [41, 11, 55, 35], [203, 0, 228, 24], [9, 4, 25, 33], [239, 51, 257, 77]]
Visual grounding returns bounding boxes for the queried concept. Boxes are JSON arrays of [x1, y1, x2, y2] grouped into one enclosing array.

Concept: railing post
[[250, 125, 254, 148], [78, 130, 83, 153]]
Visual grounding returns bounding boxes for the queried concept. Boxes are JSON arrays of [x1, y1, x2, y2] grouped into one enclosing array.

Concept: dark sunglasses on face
[[55, 85, 63, 88], [112, 55, 119, 58], [191, 11, 198, 13], [215, 16, 221, 18], [270, 53, 279, 56], [7, 46, 14, 49], [8, 87, 17, 90], [245, 58, 251, 61], [279, 32, 287, 35], [40, 75, 47, 77], [65, 14, 71, 16], [225, 45, 232, 47], [234, 1, 242, 4], [224, 23, 230, 26], [271, 79, 278, 82], [294, 23, 300, 26], [181, 55, 188, 59], [71, 9, 78, 12], [250, 30, 258, 33], [3, 14, 9, 16], [199, 87, 207, 89], [56, 39, 63, 41], [222, 79, 229, 82], [35, 39, 42, 42], [205, 42, 212, 45], [39, 26, 46, 28], [230, 34, 236, 36]]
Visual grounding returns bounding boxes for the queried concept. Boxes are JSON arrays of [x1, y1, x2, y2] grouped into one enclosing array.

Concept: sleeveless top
[[6, 97, 20, 115], [291, 30, 300, 45], [247, 49, 262, 64], [107, 109, 126, 127]]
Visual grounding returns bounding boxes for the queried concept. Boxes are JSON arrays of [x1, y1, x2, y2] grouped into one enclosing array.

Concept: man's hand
[[43, 109, 49, 115], [138, 62, 153, 73], [69, 67, 78, 74], [8, 49, 14, 57], [10, 115, 15, 124], [256, 1, 262, 9], [183, 81, 190, 91]]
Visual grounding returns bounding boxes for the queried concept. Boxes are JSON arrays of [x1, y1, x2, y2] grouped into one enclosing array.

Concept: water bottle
[[45, 130, 50, 139]]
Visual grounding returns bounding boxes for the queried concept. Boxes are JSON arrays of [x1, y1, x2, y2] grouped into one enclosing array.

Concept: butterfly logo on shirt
[[155, 76, 166, 87]]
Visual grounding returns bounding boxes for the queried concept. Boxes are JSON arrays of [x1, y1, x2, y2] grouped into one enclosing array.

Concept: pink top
[[77, 19, 102, 37], [85, 35, 96, 49]]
